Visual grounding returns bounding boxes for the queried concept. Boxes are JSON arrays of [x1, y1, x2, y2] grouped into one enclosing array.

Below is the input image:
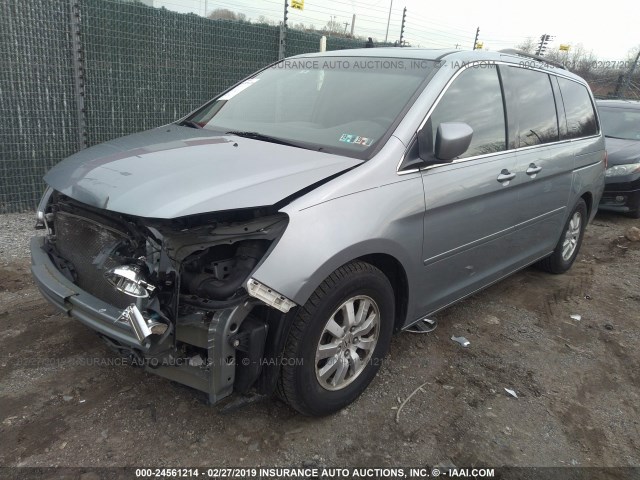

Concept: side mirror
[[418, 122, 473, 162]]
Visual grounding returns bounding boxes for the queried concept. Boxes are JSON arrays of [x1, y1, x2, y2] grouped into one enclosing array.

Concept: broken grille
[[53, 210, 133, 309]]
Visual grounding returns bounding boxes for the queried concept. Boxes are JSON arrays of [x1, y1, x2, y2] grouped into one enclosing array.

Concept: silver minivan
[[31, 48, 605, 415]]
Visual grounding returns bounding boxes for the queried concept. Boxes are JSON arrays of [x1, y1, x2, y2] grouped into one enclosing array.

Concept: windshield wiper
[[225, 131, 307, 149], [180, 120, 203, 129]]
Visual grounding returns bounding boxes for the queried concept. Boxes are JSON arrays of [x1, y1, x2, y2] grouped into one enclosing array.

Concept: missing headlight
[[182, 240, 270, 301]]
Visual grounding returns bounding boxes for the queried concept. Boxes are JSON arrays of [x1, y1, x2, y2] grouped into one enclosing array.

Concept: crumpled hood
[[45, 125, 362, 218], [605, 137, 640, 166]]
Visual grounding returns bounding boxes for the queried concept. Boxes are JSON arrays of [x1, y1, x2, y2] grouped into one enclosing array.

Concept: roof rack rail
[[498, 49, 566, 70]]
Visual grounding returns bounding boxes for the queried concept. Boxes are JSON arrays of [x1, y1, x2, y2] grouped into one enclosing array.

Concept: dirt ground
[[1, 211, 639, 470]]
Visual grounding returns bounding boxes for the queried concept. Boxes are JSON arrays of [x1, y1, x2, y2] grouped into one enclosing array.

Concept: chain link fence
[[1, 0, 78, 214], [1, 0, 378, 213], [3, 1, 634, 213]]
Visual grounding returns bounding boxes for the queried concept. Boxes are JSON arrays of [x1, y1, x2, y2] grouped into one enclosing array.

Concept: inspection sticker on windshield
[[218, 78, 260, 101], [339, 134, 373, 146]]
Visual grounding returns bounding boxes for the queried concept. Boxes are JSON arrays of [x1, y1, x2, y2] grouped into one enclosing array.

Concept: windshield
[[598, 107, 640, 141], [187, 57, 435, 158]]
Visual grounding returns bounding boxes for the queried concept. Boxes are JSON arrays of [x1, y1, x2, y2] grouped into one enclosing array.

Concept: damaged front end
[[31, 191, 294, 404]]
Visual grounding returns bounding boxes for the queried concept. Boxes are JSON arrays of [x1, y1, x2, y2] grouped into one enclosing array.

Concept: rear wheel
[[537, 199, 587, 274], [277, 261, 394, 416]]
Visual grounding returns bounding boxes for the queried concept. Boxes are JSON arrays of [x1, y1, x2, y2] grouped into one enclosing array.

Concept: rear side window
[[508, 67, 559, 147], [428, 65, 506, 158], [557, 78, 598, 139]]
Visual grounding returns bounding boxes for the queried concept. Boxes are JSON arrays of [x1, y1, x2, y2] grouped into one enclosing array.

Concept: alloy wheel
[[315, 295, 380, 391], [562, 211, 582, 261]]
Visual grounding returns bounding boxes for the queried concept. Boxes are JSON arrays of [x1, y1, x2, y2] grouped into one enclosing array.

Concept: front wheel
[[277, 261, 394, 416], [537, 199, 588, 274]]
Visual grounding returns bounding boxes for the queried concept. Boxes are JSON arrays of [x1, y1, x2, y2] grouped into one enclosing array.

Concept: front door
[[415, 64, 521, 315]]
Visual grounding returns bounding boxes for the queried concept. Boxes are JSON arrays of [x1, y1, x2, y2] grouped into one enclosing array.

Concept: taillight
[[603, 150, 608, 169]]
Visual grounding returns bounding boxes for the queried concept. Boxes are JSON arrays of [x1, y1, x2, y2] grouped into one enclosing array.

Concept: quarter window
[[428, 65, 506, 158], [508, 67, 559, 147], [557, 78, 598, 139]]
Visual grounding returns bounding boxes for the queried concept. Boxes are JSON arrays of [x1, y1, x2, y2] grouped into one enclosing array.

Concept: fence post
[[399, 7, 406, 46], [69, 0, 87, 150], [278, 0, 288, 60], [619, 50, 640, 99]]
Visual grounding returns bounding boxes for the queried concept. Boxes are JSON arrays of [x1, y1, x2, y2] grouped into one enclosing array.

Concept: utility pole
[[350, 14, 355, 36], [385, 0, 393, 43], [399, 7, 406, 46], [472, 27, 480, 50], [278, 0, 288, 60], [619, 50, 640, 98], [343, 21, 349, 34]]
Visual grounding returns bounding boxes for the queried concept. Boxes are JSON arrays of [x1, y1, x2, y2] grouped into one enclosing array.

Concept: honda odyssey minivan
[[31, 48, 605, 415]]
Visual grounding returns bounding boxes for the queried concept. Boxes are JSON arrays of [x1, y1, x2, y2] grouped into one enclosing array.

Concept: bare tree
[[324, 18, 343, 34], [256, 15, 276, 26], [515, 37, 536, 54], [544, 43, 597, 74], [626, 45, 640, 61], [208, 8, 247, 22]]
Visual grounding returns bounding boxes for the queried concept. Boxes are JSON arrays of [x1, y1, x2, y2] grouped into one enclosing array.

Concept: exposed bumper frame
[[30, 236, 143, 348], [30, 236, 252, 404]]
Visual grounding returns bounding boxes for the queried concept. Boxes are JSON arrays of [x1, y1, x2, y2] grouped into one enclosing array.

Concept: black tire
[[276, 261, 394, 416], [537, 199, 588, 274]]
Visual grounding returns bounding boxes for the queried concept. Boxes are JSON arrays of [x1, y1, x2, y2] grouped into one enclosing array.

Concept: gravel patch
[[0, 212, 42, 265], [1, 210, 639, 468]]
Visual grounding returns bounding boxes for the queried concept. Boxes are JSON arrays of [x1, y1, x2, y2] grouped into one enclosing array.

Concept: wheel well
[[358, 254, 408, 332], [581, 192, 593, 218]]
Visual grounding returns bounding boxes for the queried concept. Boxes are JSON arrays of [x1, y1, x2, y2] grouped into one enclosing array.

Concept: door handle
[[497, 169, 516, 184], [526, 163, 542, 176]]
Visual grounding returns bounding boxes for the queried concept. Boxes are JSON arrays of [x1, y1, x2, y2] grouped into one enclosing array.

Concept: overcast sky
[[153, 0, 639, 59]]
